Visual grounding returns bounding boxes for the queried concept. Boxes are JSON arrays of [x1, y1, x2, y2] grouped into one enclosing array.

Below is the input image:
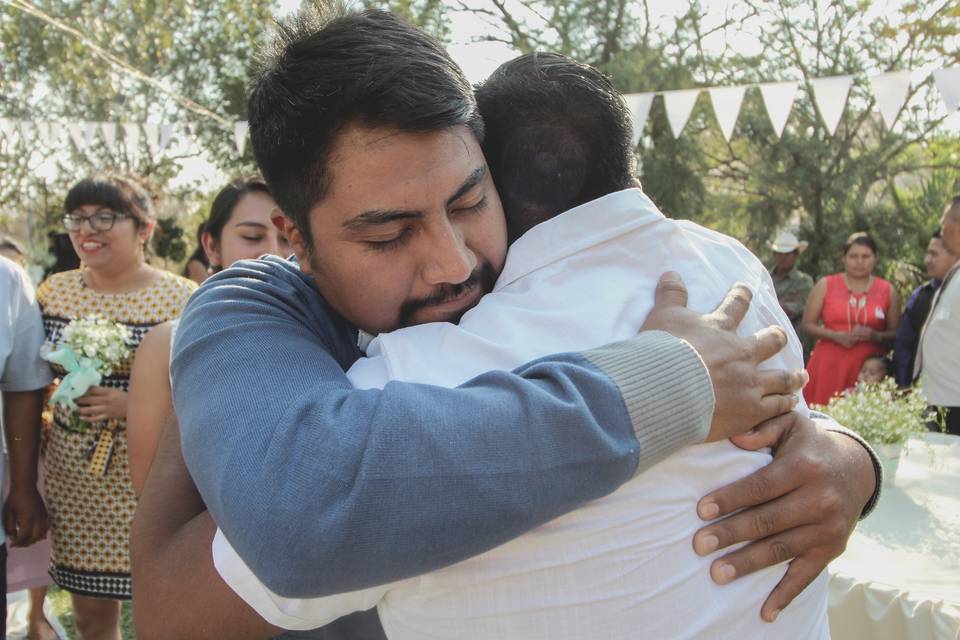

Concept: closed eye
[[365, 227, 413, 252]]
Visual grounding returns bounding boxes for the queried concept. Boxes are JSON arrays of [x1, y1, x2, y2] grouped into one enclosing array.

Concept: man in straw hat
[[770, 231, 814, 357]]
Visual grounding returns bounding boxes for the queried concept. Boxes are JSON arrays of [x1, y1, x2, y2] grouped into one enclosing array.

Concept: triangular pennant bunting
[[0, 118, 14, 141], [869, 71, 912, 128], [933, 67, 960, 113], [758, 81, 798, 138], [662, 89, 700, 138], [83, 121, 99, 148], [18, 120, 34, 143], [233, 121, 249, 155], [708, 86, 747, 142], [810, 75, 853, 135], [623, 94, 654, 146]]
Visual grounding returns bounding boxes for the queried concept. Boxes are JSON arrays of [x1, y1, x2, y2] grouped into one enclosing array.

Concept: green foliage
[[817, 378, 937, 444], [152, 215, 188, 263]]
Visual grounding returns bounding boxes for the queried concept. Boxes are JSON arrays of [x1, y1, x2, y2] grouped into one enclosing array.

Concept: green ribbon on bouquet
[[45, 346, 103, 410]]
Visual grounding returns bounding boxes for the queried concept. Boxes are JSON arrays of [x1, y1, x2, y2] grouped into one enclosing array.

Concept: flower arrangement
[[44, 315, 133, 415], [815, 377, 938, 445]]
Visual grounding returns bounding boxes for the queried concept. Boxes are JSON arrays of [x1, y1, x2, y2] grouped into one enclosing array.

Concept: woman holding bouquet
[[36, 174, 196, 639]]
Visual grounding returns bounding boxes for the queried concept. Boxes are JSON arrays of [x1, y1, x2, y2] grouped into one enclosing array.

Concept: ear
[[140, 220, 156, 245], [275, 213, 314, 276], [201, 231, 221, 268]]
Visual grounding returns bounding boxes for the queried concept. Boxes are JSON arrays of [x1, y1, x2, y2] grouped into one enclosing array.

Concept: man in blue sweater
[[132, 8, 879, 638]]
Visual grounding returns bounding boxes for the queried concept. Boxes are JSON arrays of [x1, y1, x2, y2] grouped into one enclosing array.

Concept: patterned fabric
[[36, 268, 195, 599], [804, 273, 892, 406]]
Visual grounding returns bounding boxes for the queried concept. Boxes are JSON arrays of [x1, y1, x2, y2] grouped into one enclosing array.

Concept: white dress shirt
[[214, 189, 829, 639]]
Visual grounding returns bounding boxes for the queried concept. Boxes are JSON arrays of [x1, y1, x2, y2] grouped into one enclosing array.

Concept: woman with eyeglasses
[[35, 174, 196, 638], [802, 232, 902, 406]]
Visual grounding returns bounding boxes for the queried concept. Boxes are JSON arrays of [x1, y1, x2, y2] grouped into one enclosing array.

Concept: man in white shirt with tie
[[213, 53, 879, 639]]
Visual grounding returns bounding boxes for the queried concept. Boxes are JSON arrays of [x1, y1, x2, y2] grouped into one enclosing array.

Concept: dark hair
[[248, 8, 482, 249], [933, 228, 942, 240], [46, 232, 80, 276], [476, 52, 635, 241], [0, 236, 25, 258], [842, 231, 877, 256], [182, 223, 210, 277], [64, 173, 155, 229], [205, 176, 272, 244], [861, 355, 892, 377]]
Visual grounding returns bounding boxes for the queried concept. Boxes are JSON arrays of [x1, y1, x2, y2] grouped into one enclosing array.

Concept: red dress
[[804, 273, 892, 406]]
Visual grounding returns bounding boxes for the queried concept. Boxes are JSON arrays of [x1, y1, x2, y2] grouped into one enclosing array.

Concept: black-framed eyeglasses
[[62, 211, 131, 232]]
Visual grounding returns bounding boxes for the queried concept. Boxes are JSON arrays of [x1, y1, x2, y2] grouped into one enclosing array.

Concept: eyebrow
[[233, 222, 269, 230], [342, 165, 487, 231]]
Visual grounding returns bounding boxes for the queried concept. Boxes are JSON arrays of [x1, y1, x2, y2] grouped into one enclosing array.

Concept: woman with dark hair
[[127, 176, 287, 493], [35, 173, 196, 638], [802, 232, 901, 405], [181, 223, 210, 285]]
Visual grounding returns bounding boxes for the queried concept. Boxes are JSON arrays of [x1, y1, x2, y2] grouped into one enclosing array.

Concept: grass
[[46, 586, 137, 639]]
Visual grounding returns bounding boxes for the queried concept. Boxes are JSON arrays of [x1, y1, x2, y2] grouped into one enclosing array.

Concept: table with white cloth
[[828, 432, 960, 639]]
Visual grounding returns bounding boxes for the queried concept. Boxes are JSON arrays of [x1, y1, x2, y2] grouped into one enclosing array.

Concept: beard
[[397, 261, 499, 328]]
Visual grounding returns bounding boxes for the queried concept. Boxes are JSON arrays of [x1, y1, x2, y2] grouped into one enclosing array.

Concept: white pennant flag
[[810, 75, 853, 135], [758, 81, 798, 138], [67, 122, 88, 153], [662, 89, 700, 138], [869, 71, 912, 128], [143, 122, 160, 155], [623, 94, 654, 145], [708, 85, 747, 142], [0, 118, 14, 141], [18, 120, 34, 144], [933, 67, 960, 113], [233, 121, 249, 155], [34, 121, 55, 147], [123, 123, 141, 155], [83, 121, 99, 149], [100, 122, 118, 150], [158, 123, 174, 153]]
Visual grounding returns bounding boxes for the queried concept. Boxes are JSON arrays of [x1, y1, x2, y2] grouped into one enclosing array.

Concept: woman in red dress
[[802, 232, 901, 405]]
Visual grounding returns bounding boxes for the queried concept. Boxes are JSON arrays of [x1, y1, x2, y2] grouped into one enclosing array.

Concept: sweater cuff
[[809, 410, 883, 519], [581, 331, 714, 476]]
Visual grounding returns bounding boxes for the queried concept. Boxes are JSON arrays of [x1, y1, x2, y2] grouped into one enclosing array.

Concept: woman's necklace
[[843, 274, 873, 331]]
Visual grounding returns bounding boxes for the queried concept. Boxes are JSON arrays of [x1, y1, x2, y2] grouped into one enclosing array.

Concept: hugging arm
[[171, 262, 801, 599]]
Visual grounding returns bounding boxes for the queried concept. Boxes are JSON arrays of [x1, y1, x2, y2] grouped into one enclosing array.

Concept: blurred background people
[[1, 255, 53, 639], [916, 197, 960, 435], [35, 174, 196, 639], [769, 230, 814, 359], [802, 232, 901, 405], [128, 176, 287, 493], [893, 230, 957, 388]]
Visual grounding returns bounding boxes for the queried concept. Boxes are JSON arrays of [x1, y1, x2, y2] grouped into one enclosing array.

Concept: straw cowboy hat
[[770, 231, 808, 254]]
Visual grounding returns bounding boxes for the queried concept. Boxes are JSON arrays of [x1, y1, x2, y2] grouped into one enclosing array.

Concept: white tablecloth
[[828, 433, 960, 639]]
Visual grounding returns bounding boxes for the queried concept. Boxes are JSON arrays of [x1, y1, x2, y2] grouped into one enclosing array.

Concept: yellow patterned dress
[[36, 268, 196, 599]]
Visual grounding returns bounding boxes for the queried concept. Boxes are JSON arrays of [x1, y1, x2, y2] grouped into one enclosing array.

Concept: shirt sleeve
[[172, 258, 714, 599], [213, 528, 395, 630], [1, 264, 53, 393]]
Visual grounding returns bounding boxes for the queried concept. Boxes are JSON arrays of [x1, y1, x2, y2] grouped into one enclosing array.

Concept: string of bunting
[[0, 68, 957, 158]]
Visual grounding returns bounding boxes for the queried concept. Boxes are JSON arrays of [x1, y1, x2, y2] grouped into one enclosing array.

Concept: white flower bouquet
[[45, 315, 133, 418]]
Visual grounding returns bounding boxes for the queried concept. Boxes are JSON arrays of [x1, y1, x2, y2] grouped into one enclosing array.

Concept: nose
[[420, 218, 476, 286]]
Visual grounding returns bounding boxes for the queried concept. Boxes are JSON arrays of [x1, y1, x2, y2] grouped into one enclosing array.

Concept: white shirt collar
[[495, 188, 666, 291]]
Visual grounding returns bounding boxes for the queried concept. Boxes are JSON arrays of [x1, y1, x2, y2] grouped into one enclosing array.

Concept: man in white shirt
[[0, 255, 52, 636], [917, 196, 960, 434], [213, 53, 877, 639]]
